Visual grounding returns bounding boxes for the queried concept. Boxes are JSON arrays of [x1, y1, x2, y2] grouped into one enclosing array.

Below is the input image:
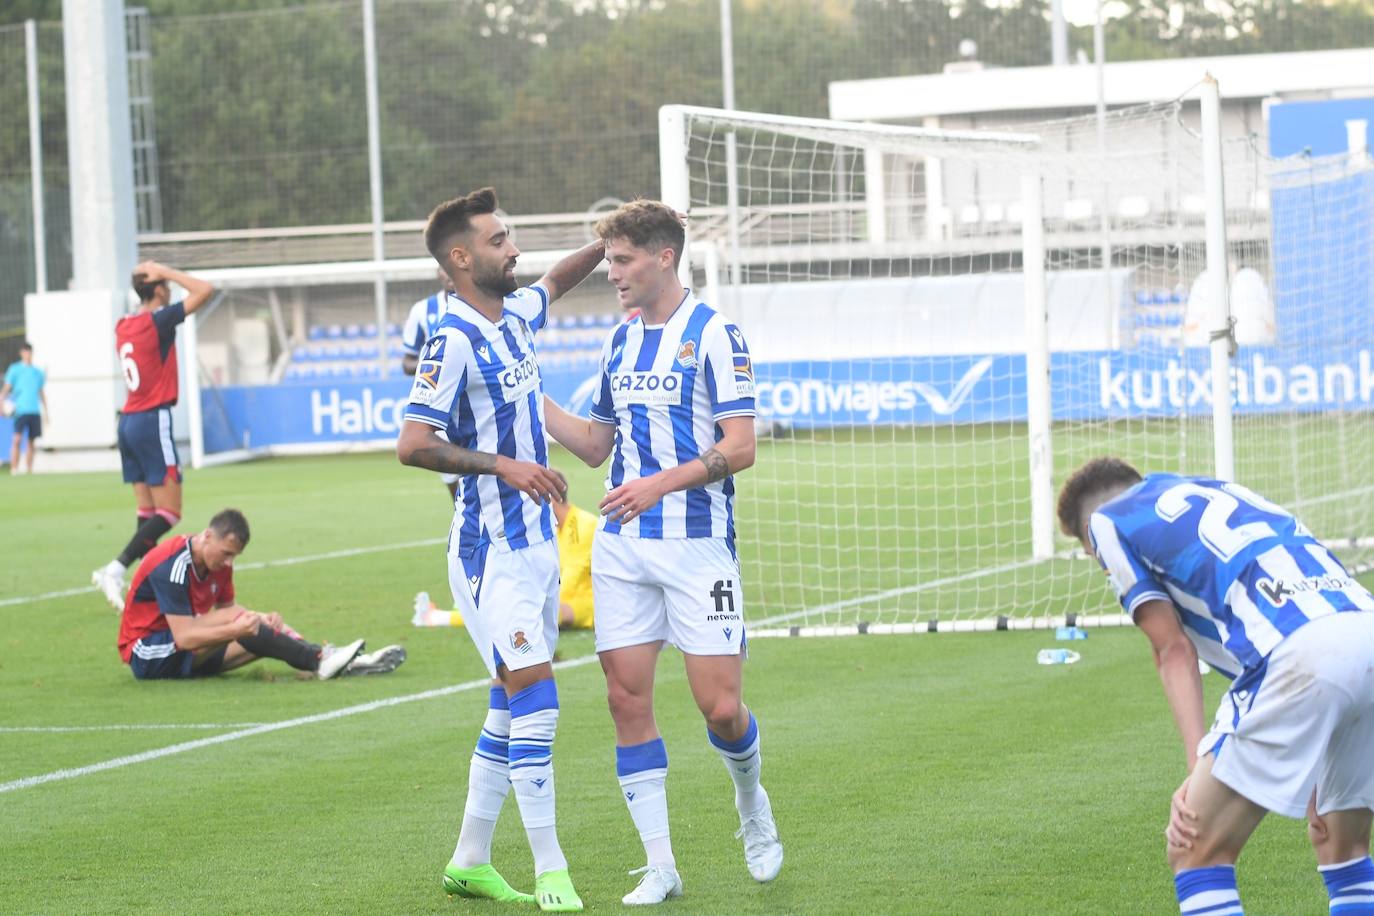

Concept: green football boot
[[534, 868, 584, 912], [442, 863, 536, 904]]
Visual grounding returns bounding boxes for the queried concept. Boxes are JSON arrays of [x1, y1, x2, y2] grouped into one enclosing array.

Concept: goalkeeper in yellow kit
[[414, 492, 597, 630]]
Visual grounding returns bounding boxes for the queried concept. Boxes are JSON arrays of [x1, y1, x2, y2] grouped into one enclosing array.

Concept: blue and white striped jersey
[[401, 292, 446, 357], [404, 285, 553, 553], [1089, 473, 1374, 677], [589, 291, 756, 540]]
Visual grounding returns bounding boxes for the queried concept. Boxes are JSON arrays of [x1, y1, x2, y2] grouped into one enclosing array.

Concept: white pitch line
[[0, 654, 598, 795], [0, 537, 447, 609], [0, 723, 267, 733]]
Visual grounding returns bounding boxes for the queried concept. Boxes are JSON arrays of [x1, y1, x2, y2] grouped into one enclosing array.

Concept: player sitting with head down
[[1058, 457, 1374, 916], [117, 508, 405, 681], [542, 199, 782, 905]]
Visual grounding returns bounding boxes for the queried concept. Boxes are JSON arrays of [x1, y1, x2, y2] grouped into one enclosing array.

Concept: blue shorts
[[13, 413, 41, 441], [118, 408, 182, 486], [127, 628, 225, 680]]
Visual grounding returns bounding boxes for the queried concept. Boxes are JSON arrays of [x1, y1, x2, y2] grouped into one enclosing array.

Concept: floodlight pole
[[362, 0, 388, 376], [1200, 75, 1235, 482], [25, 20, 47, 293], [1051, 0, 1068, 65], [720, 0, 743, 294]]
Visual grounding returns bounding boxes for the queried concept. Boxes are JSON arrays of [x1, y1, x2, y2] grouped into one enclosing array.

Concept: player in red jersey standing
[[92, 261, 216, 609], [118, 508, 405, 680]]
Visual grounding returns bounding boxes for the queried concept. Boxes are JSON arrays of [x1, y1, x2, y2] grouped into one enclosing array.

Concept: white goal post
[[655, 93, 1374, 636]]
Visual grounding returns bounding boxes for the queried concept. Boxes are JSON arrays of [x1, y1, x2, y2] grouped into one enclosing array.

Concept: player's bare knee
[[1308, 809, 1373, 865], [1167, 830, 1241, 873], [605, 680, 651, 723], [699, 697, 745, 737]]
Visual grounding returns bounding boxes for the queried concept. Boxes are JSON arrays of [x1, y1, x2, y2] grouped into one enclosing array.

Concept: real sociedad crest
[[676, 340, 698, 369]]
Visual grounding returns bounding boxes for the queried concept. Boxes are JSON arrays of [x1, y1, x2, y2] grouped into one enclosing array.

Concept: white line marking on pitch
[[0, 654, 598, 795], [0, 723, 267, 733], [0, 537, 447, 609]]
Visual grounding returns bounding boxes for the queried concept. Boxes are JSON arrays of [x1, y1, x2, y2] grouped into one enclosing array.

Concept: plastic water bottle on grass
[[1037, 648, 1081, 666]]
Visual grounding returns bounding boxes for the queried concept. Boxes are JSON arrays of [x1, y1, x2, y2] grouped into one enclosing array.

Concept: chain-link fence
[[3, 0, 1374, 347]]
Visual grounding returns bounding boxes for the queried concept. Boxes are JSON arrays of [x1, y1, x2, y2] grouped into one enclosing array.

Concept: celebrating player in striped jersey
[[1058, 457, 1374, 916], [396, 187, 604, 912], [401, 270, 461, 502], [92, 262, 216, 610], [543, 200, 782, 905]]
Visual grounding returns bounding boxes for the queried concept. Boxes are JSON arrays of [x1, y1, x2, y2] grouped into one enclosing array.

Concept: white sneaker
[[91, 563, 126, 612], [342, 644, 406, 676], [316, 638, 365, 680], [621, 865, 683, 905], [411, 591, 431, 627], [736, 796, 783, 882]]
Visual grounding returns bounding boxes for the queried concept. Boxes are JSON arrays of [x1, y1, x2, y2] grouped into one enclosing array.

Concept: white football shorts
[[448, 538, 559, 677], [592, 531, 745, 656], [1200, 610, 1374, 819]]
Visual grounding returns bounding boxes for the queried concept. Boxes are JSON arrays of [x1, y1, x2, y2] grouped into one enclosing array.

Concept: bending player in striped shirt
[[543, 200, 783, 906], [1059, 457, 1374, 916], [397, 187, 605, 912]]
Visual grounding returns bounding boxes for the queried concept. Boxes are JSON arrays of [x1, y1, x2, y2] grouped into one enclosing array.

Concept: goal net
[[659, 101, 1374, 636]]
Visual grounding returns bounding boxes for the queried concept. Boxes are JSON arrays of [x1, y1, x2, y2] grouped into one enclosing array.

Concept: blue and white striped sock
[[708, 711, 764, 815], [508, 678, 566, 874], [1320, 856, 1374, 914], [617, 737, 674, 868], [1174, 865, 1244, 916], [451, 686, 511, 869]]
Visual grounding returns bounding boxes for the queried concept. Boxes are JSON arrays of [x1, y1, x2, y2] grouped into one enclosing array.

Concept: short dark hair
[[19, 341, 31, 353], [1056, 457, 1143, 541], [208, 508, 251, 547], [595, 199, 684, 267], [132, 271, 167, 303], [424, 187, 500, 264]]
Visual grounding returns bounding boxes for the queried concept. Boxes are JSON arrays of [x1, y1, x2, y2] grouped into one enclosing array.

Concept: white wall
[[725, 268, 1132, 362]]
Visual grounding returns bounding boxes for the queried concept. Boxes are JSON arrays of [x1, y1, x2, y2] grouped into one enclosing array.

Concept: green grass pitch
[[0, 446, 1353, 913]]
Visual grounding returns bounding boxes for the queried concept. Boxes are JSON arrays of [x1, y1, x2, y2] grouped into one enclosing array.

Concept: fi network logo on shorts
[[708, 580, 739, 622]]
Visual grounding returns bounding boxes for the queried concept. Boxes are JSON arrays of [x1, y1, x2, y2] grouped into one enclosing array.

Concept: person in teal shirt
[[2, 342, 48, 475]]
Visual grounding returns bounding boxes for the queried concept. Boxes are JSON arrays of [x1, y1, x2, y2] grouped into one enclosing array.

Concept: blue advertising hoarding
[[199, 342, 1374, 454]]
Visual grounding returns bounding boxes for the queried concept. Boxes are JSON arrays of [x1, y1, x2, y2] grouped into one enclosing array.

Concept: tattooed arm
[[600, 416, 755, 524], [397, 421, 566, 504]]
